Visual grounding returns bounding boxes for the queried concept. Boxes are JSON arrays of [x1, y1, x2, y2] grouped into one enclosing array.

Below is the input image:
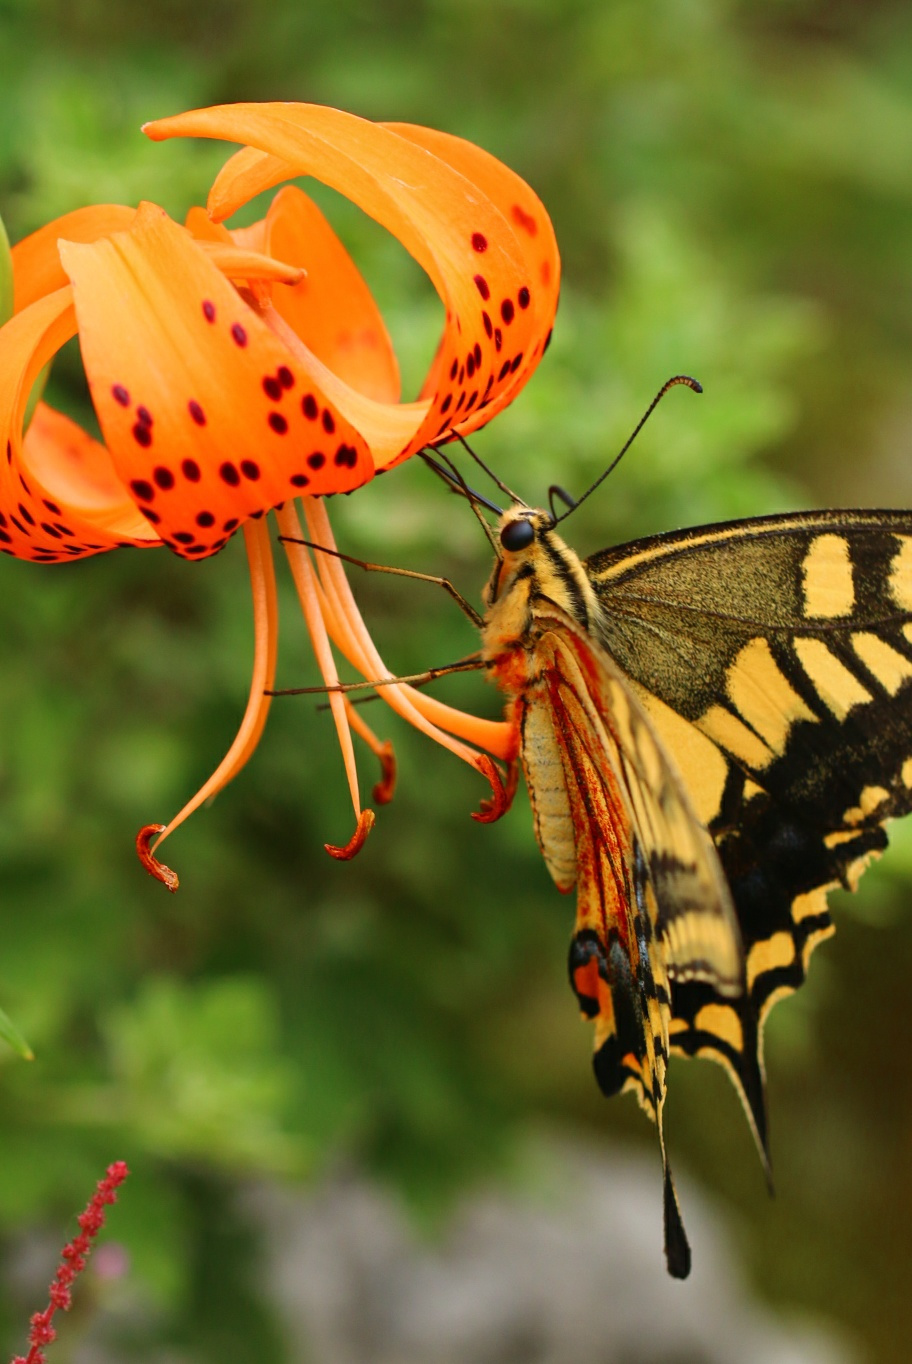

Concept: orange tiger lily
[[1, 104, 560, 885]]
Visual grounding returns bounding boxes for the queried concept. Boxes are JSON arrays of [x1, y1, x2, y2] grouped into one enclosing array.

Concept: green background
[[2, 0, 912, 1358]]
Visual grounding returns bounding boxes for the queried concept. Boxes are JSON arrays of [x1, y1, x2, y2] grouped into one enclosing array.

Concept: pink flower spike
[[10, 1161, 129, 1364]]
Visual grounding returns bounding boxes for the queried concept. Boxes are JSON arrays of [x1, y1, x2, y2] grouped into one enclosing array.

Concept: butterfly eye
[[500, 519, 536, 551]]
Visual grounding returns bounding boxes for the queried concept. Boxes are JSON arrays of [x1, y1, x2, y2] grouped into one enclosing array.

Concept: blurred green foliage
[[2, 0, 912, 1359]]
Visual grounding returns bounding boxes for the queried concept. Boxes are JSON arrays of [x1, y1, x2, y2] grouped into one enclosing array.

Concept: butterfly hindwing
[[511, 605, 746, 1276]]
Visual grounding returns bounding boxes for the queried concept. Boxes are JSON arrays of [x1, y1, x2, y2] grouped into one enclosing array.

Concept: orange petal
[[386, 122, 560, 433], [144, 106, 555, 465], [58, 202, 375, 559], [261, 186, 399, 404], [11, 205, 136, 313], [0, 289, 160, 561]]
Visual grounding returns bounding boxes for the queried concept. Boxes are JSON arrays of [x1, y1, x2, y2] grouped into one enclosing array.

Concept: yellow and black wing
[[588, 509, 912, 1151]]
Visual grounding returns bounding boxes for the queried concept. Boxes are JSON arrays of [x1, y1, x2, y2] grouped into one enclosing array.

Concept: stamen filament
[[303, 498, 513, 760], [141, 518, 280, 882], [275, 502, 364, 828]]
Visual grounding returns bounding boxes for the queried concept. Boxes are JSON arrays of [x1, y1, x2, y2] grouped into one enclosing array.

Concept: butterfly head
[[483, 506, 566, 608]]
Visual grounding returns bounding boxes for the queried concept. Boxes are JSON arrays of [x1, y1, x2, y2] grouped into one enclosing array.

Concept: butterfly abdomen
[[518, 689, 578, 892]]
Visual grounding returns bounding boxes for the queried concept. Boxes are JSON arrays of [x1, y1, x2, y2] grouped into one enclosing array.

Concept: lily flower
[[1, 104, 560, 886]]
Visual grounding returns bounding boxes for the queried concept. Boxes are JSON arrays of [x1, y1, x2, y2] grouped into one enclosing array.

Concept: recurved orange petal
[[143, 105, 551, 466], [0, 288, 159, 560], [386, 123, 560, 431], [58, 202, 374, 558]]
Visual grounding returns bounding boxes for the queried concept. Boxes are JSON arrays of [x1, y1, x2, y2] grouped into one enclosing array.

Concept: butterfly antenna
[[553, 375, 702, 525], [449, 430, 527, 506], [420, 450, 501, 552]]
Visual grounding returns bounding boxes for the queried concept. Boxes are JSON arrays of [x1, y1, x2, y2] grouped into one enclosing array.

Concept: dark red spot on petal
[[112, 384, 130, 406], [188, 400, 206, 426], [231, 323, 248, 347], [263, 375, 282, 401], [268, 412, 288, 435], [471, 232, 488, 252], [202, 300, 216, 322], [131, 479, 154, 502], [466, 353, 476, 379], [449, 359, 458, 381], [510, 352, 524, 373], [0, 530, 11, 544], [18, 504, 34, 526], [307, 452, 326, 471], [278, 366, 294, 389], [322, 409, 335, 434], [473, 342, 482, 367], [474, 274, 490, 300], [455, 393, 465, 411], [40, 523, 61, 539], [458, 365, 465, 385], [182, 458, 201, 481], [498, 360, 511, 381], [290, 473, 310, 488], [132, 423, 152, 447], [501, 299, 515, 324], [9, 515, 27, 534], [219, 462, 241, 486], [54, 523, 73, 537], [482, 311, 493, 338], [140, 507, 161, 523], [174, 531, 194, 544], [137, 405, 153, 427], [302, 394, 318, 420], [42, 500, 61, 515], [441, 393, 452, 414], [196, 511, 215, 527], [511, 204, 538, 235], [240, 460, 261, 480], [518, 286, 530, 309], [223, 517, 239, 532], [334, 443, 357, 468], [153, 466, 175, 491]]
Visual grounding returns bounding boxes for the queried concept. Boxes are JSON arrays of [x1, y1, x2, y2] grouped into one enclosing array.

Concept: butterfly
[[425, 387, 912, 1278]]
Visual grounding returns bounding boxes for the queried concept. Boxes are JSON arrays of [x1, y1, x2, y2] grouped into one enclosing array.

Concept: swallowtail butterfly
[[472, 447, 912, 1278]]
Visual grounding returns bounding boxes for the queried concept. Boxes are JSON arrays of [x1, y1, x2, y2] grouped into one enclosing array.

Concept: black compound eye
[[500, 518, 536, 552]]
